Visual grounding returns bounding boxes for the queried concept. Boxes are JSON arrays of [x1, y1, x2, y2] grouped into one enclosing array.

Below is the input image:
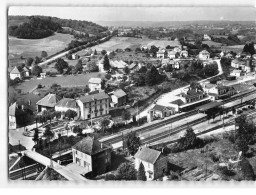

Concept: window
[[87, 114, 91, 119]]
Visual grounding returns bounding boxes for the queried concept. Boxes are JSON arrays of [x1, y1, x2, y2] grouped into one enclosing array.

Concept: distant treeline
[[8, 15, 108, 39]]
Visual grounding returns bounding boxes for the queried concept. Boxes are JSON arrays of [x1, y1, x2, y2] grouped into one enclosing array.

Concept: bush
[[105, 173, 116, 181]]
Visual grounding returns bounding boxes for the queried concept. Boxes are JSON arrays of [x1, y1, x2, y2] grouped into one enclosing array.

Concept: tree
[[43, 127, 54, 143], [116, 162, 137, 180], [123, 75, 128, 82], [124, 131, 141, 155], [145, 66, 161, 86], [65, 109, 77, 120], [190, 81, 203, 91], [178, 128, 198, 150], [101, 50, 107, 56], [136, 75, 145, 86], [31, 65, 42, 76], [203, 63, 219, 77], [87, 61, 99, 72], [73, 125, 82, 135], [243, 42, 255, 55], [34, 56, 41, 64], [33, 128, 39, 144], [238, 157, 255, 181], [138, 66, 147, 73], [122, 110, 131, 124], [103, 55, 110, 71], [41, 51, 48, 58], [55, 58, 69, 74], [75, 59, 83, 72], [235, 137, 249, 154], [94, 49, 97, 55], [137, 162, 147, 181], [105, 73, 112, 80], [83, 85, 90, 93], [124, 66, 130, 75], [101, 118, 110, 132], [26, 57, 34, 67]]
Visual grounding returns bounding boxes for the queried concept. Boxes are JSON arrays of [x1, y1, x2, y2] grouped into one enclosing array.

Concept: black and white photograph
[[4, 0, 256, 185]]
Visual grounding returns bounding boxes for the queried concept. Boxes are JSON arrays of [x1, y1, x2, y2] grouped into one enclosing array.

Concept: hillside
[[8, 15, 108, 39]]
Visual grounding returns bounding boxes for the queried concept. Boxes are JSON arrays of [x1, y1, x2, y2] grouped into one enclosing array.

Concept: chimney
[[21, 105, 25, 110]]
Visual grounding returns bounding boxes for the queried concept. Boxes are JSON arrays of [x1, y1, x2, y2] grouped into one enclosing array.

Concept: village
[[8, 14, 256, 182]]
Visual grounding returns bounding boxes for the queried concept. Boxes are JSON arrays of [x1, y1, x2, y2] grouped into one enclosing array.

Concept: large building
[[198, 50, 210, 60], [55, 98, 80, 114], [10, 66, 22, 80], [134, 147, 167, 180], [77, 92, 110, 120], [72, 136, 112, 175]]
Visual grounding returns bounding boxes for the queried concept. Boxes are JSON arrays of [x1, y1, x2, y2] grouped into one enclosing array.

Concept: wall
[[72, 148, 92, 173]]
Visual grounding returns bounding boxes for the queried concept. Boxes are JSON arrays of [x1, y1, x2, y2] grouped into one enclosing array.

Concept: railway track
[[101, 89, 256, 146], [9, 163, 44, 180]]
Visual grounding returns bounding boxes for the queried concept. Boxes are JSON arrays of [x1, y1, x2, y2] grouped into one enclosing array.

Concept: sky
[[8, 6, 256, 22]]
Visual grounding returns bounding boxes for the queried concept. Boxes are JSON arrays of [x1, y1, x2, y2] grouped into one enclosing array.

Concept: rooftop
[[112, 89, 127, 98], [9, 102, 17, 116], [88, 77, 102, 84], [197, 101, 223, 112], [72, 136, 110, 156], [55, 98, 78, 109], [10, 66, 20, 74], [134, 147, 162, 164], [78, 92, 109, 103], [36, 93, 61, 107]]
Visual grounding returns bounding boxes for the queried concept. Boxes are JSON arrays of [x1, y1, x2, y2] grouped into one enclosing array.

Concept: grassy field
[[8, 33, 74, 70], [90, 37, 181, 52], [202, 40, 223, 47]]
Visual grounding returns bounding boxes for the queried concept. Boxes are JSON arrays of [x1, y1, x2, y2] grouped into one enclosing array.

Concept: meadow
[[8, 33, 74, 70], [90, 37, 181, 52]]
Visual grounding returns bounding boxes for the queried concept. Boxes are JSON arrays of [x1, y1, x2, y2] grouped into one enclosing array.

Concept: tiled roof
[[88, 77, 102, 84], [23, 67, 29, 72], [204, 83, 216, 89], [73, 136, 109, 155], [112, 89, 127, 98], [134, 147, 162, 164], [9, 102, 17, 116], [55, 98, 78, 109], [152, 104, 173, 112], [78, 92, 109, 103], [129, 63, 138, 69], [10, 66, 20, 74], [200, 50, 210, 54], [36, 93, 61, 107]]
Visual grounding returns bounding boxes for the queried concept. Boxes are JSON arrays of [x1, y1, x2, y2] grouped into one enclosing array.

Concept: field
[[8, 33, 74, 70], [221, 45, 244, 53], [90, 37, 181, 52], [9, 73, 106, 111], [202, 40, 223, 47]]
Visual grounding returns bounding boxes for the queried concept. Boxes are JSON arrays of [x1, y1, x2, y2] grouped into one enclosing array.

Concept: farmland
[[90, 37, 181, 52], [202, 40, 223, 47], [8, 33, 74, 70]]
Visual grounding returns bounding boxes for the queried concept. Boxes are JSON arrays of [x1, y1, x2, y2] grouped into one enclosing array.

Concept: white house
[[88, 78, 102, 92], [9, 102, 17, 130], [72, 53, 79, 60], [134, 147, 167, 180], [203, 34, 211, 41], [76, 92, 110, 120], [199, 50, 210, 60], [36, 93, 61, 112], [22, 67, 30, 77], [230, 69, 243, 77], [180, 50, 188, 58], [10, 66, 21, 80], [168, 51, 176, 59], [156, 49, 166, 58], [173, 47, 181, 53]]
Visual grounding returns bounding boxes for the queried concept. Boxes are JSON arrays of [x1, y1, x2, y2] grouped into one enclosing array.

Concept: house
[[203, 34, 211, 41], [168, 98, 185, 112], [148, 104, 175, 121], [172, 61, 180, 69], [181, 89, 205, 104], [203, 84, 236, 100], [128, 63, 139, 73], [9, 102, 17, 130], [168, 51, 176, 59], [109, 89, 127, 107], [97, 59, 106, 73], [40, 73, 46, 78], [36, 93, 61, 112], [10, 66, 21, 80], [55, 98, 80, 115], [134, 147, 167, 180], [180, 50, 188, 58], [198, 50, 210, 60], [72, 136, 112, 175], [72, 53, 79, 60], [88, 78, 102, 92], [231, 59, 245, 69], [173, 47, 181, 53], [230, 69, 243, 77], [110, 60, 127, 70], [76, 92, 110, 120], [22, 67, 30, 77], [156, 49, 166, 58]]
